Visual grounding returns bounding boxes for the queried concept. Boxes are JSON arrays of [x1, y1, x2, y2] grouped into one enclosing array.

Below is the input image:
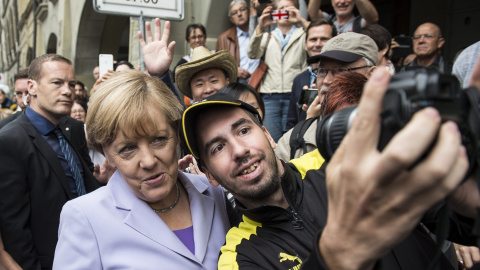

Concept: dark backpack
[[288, 117, 317, 160]]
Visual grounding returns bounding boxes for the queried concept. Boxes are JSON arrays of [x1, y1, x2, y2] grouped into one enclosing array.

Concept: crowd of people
[[0, 0, 480, 269]]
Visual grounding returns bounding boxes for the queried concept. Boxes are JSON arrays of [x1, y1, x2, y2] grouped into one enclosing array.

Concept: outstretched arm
[[286, 6, 310, 30], [318, 68, 468, 269], [307, 0, 324, 20], [354, 0, 378, 25], [255, 6, 275, 36], [445, 54, 480, 219], [138, 18, 176, 77]]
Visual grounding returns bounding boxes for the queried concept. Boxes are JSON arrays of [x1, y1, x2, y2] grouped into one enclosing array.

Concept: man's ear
[[203, 166, 221, 187], [367, 66, 377, 77], [226, 77, 230, 84], [262, 126, 277, 149], [438, 37, 445, 49], [27, 79, 37, 97]]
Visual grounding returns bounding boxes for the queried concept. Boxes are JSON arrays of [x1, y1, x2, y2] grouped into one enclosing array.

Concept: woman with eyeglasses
[[173, 23, 211, 78]]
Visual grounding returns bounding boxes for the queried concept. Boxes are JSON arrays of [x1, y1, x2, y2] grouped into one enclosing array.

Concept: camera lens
[[317, 106, 358, 162]]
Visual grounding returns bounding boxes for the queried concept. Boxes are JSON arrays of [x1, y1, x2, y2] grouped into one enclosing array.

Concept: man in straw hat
[[175, 46, 238, 102]]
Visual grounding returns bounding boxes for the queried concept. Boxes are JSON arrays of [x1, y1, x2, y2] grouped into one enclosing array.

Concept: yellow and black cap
[[182, 93, 262, 159]]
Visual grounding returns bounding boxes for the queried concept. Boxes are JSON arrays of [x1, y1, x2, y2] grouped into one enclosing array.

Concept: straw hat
[[175, 47, 237, 99]]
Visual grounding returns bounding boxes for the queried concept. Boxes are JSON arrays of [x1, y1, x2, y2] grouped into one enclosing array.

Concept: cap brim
[[182, 93, 261, 159], [307, 51, 363, 65]]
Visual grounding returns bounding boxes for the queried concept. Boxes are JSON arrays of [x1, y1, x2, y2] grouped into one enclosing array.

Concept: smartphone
[[271, 9, 289, 21], [392, 36, 413, 57], [298, 89, 318, 106], [99, 54, 113, 78]]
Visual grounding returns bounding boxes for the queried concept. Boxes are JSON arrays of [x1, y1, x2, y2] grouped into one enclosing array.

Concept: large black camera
[[317, 68, 480, 175]]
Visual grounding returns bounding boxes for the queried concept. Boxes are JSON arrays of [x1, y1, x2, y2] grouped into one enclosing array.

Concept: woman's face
[[102, 116, 179, 207], [70, 103, 86, 123], [188, 28, 206, 49], [241, 92, 264, 119]]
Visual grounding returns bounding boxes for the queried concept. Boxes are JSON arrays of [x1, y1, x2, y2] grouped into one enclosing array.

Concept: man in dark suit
[[0, 54, 101, 269]]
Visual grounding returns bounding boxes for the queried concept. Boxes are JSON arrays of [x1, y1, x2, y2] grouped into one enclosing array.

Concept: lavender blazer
[[53, 170, 229, 269]]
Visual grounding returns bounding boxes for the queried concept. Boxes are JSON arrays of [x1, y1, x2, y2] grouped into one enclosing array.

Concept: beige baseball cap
[[307, 32, 378, 65]]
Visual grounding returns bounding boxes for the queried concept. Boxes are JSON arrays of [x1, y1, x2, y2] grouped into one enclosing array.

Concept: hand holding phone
[[392, 36, 413, 57], [299, 88, 318, 107], [271, 9, 289, 21]]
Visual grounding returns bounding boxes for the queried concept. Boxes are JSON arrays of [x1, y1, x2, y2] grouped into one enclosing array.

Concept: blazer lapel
[[179, 171, 215, 263], [59, 117, 72, 142], [18, 114, 74, 199], [109, 171, 199, 263]]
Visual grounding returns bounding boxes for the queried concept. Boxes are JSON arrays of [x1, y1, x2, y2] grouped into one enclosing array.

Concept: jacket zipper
[[289, 208, 317, 237]]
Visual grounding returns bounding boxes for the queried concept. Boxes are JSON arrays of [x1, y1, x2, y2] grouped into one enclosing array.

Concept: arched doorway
[[46, 34, 57, 54], [74, 0, 130, 88]]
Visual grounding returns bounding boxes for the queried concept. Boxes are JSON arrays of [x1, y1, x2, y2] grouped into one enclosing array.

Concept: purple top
[[173, 226, 195, 255]]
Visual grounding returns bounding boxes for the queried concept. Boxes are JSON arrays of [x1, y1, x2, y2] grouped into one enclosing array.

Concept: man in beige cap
[[175, 46, 238, 102], [276, 32, 378, 161]]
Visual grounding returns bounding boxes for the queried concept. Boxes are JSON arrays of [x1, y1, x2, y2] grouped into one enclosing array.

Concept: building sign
[[93, 0, 184, 20]]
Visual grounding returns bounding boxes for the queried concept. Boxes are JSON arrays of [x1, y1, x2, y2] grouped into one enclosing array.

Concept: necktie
[[54, 129, 86, 196]]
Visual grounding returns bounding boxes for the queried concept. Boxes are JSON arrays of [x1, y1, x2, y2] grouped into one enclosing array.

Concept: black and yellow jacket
[[218, 155, 328, 270], [218, 150, 474, 270]]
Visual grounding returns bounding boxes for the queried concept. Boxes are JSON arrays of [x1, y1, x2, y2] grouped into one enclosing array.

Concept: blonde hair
[[86, 70, 183, 154]]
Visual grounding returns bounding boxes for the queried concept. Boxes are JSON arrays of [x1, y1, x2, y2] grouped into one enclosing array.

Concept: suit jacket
[[0, 114, 100, 270], [216, 27, 240, 65], [286, 69, 311, 130], [0, 111, 22, 130], [53, 170, 229, 270]]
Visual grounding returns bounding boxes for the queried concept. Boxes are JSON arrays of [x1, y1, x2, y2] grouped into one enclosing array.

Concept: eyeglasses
[[230, 7, 247, 16], [71, 109, 85, 114], [188, 35, 205, 41], [412, 34, 437, 41], [314, 66, 370, 78]]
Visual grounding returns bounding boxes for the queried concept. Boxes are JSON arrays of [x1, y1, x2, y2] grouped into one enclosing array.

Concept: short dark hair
[[306, 18, 337, 40], [76, 80, 85, 90], [73, 97, 88, 114], [359, 24, 392, 59], [218, 83, 265, 119], [114, 60, 134, 71], [14, 68, 29, 82], [186, 23, 207, 41], [29, 54, 72, 81]]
